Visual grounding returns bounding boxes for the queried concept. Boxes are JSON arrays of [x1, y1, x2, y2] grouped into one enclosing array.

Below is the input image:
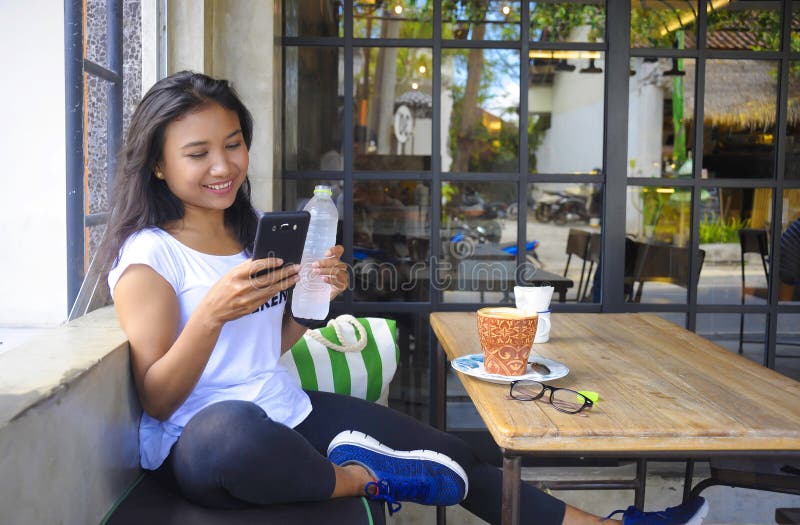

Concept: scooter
[[534, 191, 590, 225]]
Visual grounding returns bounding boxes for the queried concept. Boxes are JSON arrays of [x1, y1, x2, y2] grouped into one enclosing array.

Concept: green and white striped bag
[[280, 315, 399, 405]]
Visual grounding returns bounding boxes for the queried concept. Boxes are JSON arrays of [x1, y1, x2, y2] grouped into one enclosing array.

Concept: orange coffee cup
[[477, 307, 539, 376]]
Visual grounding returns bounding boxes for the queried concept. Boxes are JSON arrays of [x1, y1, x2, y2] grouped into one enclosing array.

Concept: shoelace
[[602, 506, 669, 523], [365, 478, 430, 516]]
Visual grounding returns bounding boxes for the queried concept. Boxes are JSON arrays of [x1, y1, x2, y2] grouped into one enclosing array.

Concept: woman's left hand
[[312, 245, 349, 301]]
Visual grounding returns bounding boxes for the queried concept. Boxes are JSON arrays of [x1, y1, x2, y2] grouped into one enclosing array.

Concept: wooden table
[[430, 312, 800, 525]]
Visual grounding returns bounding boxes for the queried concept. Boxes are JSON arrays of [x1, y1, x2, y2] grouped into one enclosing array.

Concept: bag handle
[[305, 314, 369, 353]]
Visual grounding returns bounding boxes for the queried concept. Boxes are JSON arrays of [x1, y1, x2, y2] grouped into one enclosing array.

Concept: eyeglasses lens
[[551, 388, 588, 413], [512, 380, 544, 400]]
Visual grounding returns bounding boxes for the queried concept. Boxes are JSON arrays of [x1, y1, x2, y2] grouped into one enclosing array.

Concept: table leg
[[502, 452, 521, 525], [634, 459, 647, 509], [431, 342, 446, 431], [433, 342, 447, 524], [683, 460, 695, 503]]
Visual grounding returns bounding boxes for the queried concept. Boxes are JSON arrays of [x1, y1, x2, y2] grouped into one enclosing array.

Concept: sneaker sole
[[685, 498, 709, 525], [327, 430, 470, 500]]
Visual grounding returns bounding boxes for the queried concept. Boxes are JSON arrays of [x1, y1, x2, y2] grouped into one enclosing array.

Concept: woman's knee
[[172, 401, 269, 475]]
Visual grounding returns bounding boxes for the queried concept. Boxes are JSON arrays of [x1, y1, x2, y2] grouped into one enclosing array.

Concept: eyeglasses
[[508, 380, 595, 414]]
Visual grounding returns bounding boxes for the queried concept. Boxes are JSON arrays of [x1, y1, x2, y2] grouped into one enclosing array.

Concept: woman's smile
[[203, 178, 237, 194]]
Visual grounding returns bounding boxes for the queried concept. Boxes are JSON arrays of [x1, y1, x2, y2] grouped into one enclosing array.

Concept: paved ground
[[386, 460, 800, 524]]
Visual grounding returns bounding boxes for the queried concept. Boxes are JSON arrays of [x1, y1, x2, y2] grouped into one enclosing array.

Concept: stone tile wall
[[85, 0, 141, 261]]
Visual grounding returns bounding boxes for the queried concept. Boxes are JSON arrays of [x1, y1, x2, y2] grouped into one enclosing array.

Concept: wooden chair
[[563, 229, 592, 301], [738, 228, 770, 354], [626, 242, 705, 303], [579, 232, 602, 302]]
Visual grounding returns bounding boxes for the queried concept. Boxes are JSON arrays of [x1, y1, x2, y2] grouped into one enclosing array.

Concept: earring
[[155, 171, 164, 180]]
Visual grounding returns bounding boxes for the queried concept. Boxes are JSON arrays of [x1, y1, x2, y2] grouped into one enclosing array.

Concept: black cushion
[[104, 473, 385, 525]]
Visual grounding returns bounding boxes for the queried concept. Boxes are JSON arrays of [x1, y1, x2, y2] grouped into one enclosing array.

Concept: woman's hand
[[199, 258, 300, 328], [312, 245, 349, 301]]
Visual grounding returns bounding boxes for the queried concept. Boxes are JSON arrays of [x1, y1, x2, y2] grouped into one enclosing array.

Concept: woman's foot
[[603, 497, 708, 525], [327, 430, 468, 514]]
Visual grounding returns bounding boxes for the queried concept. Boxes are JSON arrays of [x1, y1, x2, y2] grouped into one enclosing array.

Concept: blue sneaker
[[604, 497, 708, 525], [327, 430, 468, 515]]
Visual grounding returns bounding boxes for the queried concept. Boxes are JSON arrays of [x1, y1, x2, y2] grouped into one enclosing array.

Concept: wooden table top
[[430, 312, 800, 455]]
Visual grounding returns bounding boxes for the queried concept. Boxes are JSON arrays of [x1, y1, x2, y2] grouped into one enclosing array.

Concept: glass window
[[354, 47, 432, 171], [702, 60, 778, 179], [355, 0, 433, 39], [531, 1, 605, 43], [285, 0, 342, 38], [443, 1, 521, 41], [625, 185, 694, 303], [776, 314, 800, 381], [526, 183, 602, 302], [350, 181, 431, 302], [785, 60, 800, 180], [697, 188, 773, 304], [779, 189, 800, 304], [658, 312, 687, 329], [442, 49, 520, 173], [707, 1, 782, 52], [441, 181, 517, 303], [793, 5, 800, 52], [631, 0, 697, 49], [697, 313, 767, 367], [284, 47, 345, 171], [628, 58, 696, 179], [529, 51, 605, 175]]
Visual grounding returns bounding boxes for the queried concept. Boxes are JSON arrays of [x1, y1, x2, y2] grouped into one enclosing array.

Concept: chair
[[579, 232, 602, 302], [738, 228, 770, 354], [626, 242, 705, 303], [685, 457, 800, 521], [563, 229, 592, 301]]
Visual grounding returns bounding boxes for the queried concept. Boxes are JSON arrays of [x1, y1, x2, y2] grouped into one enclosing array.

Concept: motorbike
[[534, 190, 591, 225]]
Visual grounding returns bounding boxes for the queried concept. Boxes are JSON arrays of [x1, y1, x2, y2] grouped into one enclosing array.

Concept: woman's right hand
[[199, 258, 300, 328]]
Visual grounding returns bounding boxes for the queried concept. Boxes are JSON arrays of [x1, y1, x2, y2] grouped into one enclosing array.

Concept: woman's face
[[159, 102, 249, 214]]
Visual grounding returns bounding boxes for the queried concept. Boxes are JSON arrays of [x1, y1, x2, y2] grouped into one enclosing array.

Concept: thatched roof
[[679, 59, 800, 128]]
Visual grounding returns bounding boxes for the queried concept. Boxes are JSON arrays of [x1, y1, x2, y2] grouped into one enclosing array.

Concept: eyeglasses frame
[[508, 379, 594, 414]]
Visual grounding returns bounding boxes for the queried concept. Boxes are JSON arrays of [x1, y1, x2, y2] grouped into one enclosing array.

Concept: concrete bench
[[0, 307, 383, 524]]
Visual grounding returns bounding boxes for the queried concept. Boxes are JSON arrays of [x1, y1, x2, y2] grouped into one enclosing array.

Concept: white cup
[[534, 310, 551, 344]]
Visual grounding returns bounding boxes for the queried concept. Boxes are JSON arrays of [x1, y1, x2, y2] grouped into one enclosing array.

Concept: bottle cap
[[314, 185, 333, 196]]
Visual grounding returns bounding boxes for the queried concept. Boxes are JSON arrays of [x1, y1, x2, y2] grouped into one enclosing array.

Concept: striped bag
[[280, 315, 399, 405]]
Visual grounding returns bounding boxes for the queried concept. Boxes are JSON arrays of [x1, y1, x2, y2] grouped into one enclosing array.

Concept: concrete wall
[[0, 0, 68, 325], [167, 0, 279, 212], [0, 307, 140, 525]]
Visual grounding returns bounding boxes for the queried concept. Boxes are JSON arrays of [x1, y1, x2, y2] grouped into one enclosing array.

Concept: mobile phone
[[252, 211, 310, 277]]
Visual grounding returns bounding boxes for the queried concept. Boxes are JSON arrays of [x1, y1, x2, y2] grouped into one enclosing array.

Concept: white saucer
[[450, 354, 569, 384]]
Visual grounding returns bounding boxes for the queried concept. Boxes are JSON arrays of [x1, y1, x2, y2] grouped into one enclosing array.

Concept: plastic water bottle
[[292, 185, 339, 320]]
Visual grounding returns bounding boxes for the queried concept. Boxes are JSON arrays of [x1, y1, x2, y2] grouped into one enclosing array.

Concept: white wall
[[210, 0, 276, 212], [534, 65, 605, 174], [166, 0, 278, 212], [0, 0, 67, 325]]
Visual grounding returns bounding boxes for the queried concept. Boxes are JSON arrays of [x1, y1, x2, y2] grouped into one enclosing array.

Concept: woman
[[99, 71, 707, 525]]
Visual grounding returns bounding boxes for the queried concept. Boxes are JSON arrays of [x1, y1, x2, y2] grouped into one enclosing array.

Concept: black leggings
[[153, 391, 566, 525]]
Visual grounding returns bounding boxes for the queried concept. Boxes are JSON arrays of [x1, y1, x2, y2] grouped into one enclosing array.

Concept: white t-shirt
[[107, 227, 312, 470]]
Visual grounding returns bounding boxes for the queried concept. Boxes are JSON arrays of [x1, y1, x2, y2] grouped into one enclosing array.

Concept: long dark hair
[[96, 71, 258, 272]]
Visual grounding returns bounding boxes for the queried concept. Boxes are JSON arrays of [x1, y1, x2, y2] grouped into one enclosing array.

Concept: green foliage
[[531, 3, 603, 42], [699, 216, 751, 244]]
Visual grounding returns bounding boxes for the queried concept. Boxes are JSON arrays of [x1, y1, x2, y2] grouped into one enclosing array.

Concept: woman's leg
[[160, 399, 371, 508], [296, 390, 568, 525]]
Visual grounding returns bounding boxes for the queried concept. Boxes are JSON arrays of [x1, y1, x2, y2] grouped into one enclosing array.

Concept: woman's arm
[[281, 312, 310, 354], [114, 258, 299, 421]]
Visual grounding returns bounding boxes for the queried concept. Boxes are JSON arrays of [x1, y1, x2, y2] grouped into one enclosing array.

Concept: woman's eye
[[188, 151, 207, 159], [226, 142, 242, 150]]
